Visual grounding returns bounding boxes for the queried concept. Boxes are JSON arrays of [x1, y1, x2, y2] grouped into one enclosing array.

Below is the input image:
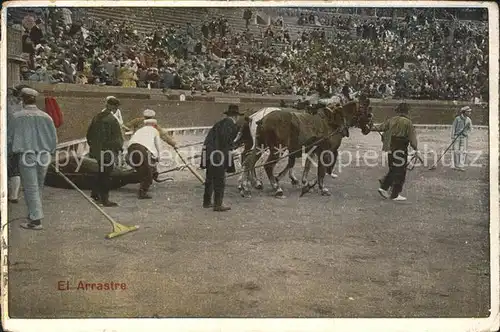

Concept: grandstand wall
[[23, 82, 489, 143]]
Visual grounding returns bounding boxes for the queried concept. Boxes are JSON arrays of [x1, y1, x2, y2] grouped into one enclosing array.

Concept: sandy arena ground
[[6, 128, 491, 318]]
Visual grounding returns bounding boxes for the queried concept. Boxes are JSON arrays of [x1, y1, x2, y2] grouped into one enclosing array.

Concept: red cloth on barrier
[[45, 96, 63, 128]]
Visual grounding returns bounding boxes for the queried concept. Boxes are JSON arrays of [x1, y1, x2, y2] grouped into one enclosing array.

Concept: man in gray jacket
[[6, 84, 31, 203], [451, 106, 473, 171], [9, 88, 58, 230]]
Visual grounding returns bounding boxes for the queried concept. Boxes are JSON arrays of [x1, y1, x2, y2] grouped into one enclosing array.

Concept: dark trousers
[[91, 152, 115, 203], [7, 153, 20, 177], [127, 143, 156, 195], [203, 165, 226, 207], [381, 137, 408, 199]]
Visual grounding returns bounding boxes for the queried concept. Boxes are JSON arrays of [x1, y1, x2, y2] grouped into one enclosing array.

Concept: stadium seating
[[85, 7, 210, 36]]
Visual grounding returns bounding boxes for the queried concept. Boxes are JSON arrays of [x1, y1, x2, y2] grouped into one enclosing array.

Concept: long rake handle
[[51, 164, 119, 226], [429, 126, 468, 169], [174, 147, 205, 184], [407, 153, 423, 170]]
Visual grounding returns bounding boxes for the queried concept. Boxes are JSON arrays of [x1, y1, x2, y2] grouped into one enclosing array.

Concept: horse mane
[[316, 105, 341, 121]]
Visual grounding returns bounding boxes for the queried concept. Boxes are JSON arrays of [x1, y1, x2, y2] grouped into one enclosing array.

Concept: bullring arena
[[5, 83, 491, 318]]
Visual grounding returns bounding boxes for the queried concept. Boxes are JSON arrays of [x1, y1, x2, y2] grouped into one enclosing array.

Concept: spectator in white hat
[[8, 87, 57, 230], [451, 105, 473, 171], [124, 109, 177, 147]]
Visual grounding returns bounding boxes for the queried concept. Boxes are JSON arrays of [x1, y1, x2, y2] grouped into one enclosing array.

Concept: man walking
[[86, 97, 124, 207], [8, 88, 57, 230], [200, 104, 242, 211], [6, 84, 31, 204], [371, 103, 419, 202], [451, 106, 473, 171], [127, 119, 163, 199]]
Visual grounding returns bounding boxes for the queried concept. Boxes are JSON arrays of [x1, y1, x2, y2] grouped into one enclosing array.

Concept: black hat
[[223, 104, 243, 116], [106, 96, 120, 106], [395, 102, 410, 114]]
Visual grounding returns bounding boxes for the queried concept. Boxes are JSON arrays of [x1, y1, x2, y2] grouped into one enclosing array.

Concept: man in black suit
[[201, 104, 243, 212], [86, 97, 124, 207]]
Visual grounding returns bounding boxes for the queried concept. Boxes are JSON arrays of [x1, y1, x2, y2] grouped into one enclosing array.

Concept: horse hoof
[[291, 178, 299, 186], [275, 189, 285, 198], [320, 189, 331, 196], [255, 183, 263, 190]]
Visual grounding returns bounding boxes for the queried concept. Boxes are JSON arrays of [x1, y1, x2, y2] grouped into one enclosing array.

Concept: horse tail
[[254, 119, 264, 151]]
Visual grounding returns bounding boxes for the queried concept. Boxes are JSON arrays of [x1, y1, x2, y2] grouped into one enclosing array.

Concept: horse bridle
[[325, 101, 371, 130], [350, 100, 373, 129]]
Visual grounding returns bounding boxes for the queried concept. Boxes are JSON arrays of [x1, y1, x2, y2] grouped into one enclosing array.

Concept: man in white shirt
[[451, 106, 473, 171], [127, 119, 162, 199]]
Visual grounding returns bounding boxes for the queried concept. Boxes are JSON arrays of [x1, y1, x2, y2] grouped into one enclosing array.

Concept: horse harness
[[161, 103, 367, 180], [225, 112, 349, 179]]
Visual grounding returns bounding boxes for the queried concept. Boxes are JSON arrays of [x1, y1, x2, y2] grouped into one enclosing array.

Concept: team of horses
[[234, 96, 373, 198], [44, 96, 374, 199]]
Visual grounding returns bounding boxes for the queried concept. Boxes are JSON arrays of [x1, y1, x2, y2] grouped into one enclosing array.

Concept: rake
[[173, 147, 205, 184], [407, 152, 424, 171], [52, 165, 139, 239], [428, 126, 468, 170]]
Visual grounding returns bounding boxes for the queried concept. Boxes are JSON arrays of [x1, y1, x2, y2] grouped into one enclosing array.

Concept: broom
[[51, 164, 139, 239]]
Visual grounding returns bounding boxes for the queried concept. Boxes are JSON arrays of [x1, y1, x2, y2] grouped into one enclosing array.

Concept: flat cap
[[460, 106, 472, 112], [143, 109, 156, 117], [106, 96, 120, 105], [20, 87, 39, 97]]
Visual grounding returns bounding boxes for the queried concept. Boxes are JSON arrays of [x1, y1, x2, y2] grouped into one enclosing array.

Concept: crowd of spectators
[[8, 7, 488, 102]]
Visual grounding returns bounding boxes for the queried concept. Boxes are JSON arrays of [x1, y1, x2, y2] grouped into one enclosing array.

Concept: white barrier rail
[[413, 124, 488, 130], [56, 124, 489, 153]]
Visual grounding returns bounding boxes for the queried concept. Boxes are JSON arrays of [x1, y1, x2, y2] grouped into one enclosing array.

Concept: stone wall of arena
[[22, 82, 489, 143], [7, 27, 26, 87]]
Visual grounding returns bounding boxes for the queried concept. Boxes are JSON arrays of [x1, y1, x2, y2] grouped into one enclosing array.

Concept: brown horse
[[243, 100, 372, 197], [234, 107, 295, 196]]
